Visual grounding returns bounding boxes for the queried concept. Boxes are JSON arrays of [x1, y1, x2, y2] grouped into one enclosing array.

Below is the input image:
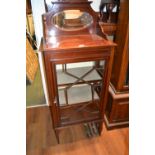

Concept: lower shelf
[[60, 101, 101, 126]]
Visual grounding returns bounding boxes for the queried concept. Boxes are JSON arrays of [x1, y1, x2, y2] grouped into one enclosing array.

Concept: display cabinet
[[40, 0, 116, 143], [99, 0, 129, 129]]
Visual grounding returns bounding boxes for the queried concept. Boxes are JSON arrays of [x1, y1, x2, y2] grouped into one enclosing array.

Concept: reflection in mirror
[[52, 10, 93, 31], [107, 35, 114, 41]]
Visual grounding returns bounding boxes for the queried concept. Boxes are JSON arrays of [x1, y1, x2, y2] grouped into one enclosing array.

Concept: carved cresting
[[99, 0, 120, 23], [44, 0, 89, 12]]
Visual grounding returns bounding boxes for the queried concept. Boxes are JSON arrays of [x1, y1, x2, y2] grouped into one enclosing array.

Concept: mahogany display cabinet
[[40, 0, 116, 143], [99, 0, 129, 129]]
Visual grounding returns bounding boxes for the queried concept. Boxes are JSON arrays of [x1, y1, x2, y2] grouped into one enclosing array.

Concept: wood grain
[[110, 0, 129, 92], [104, 0, 129, 129], [27, 106, 129, 155]]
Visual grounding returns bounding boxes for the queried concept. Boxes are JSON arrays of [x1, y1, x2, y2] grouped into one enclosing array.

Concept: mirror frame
[[51, 10, 94, 31]]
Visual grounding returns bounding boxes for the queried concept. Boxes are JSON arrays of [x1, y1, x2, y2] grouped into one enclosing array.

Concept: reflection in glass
[[124, 64, 129, 86], [56, 61, 105, 106], [52, 10, 93, 31]]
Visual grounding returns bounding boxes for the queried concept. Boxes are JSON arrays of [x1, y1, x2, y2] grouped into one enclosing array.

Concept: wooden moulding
[[104, 84, 129, 130], [104, 115, 129, 129], [99, 22, 117, 35]]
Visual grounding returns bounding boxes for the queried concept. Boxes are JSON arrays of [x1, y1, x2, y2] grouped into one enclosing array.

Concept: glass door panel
[[55, 60, 106, 125]]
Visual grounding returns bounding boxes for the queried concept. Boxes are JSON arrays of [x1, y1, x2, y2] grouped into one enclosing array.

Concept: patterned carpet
[[26, 67, 46, 107]]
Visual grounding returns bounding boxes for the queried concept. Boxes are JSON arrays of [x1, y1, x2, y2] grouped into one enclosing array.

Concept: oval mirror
[[51, 10, 93, 31]]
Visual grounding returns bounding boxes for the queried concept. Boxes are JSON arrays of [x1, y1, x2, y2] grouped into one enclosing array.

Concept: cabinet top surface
[[40, 34, 116, 51]]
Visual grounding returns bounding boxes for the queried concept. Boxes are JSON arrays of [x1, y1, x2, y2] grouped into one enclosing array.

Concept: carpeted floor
[[26, 67, 46, 107]]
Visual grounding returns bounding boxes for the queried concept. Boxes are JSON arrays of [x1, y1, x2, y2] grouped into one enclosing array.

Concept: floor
[[26, 106, 129, 155], [26, 67, 46, 107]]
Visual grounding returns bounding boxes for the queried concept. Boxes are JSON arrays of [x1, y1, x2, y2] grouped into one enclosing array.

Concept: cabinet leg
[[54, 129, 60, 144], [97, 122, 103, 136]]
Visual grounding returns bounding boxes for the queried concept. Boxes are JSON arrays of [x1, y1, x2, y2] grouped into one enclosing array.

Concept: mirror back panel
[[42, 0, 99, 39]]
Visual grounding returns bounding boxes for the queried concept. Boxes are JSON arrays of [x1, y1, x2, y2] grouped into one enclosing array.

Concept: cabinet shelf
[[60, 100, 101, 126]]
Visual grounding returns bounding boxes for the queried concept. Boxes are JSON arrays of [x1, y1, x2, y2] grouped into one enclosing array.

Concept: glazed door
[[51, 59, 110, 127]]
